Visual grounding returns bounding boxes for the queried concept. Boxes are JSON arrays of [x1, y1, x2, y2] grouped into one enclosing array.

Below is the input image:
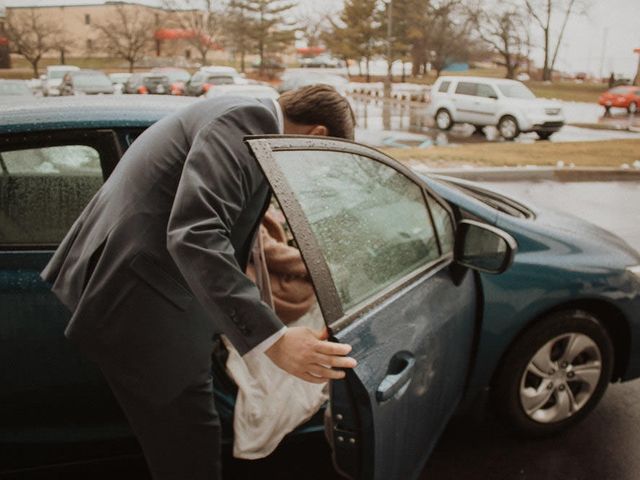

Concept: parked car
[[123, 72, 171, 95], [598, 86, 640, 114], [204, 83, 279, 100], [279, 69, 349, 96], [0, 79, 34, 97], [1, 96, 640, 478], [299, 55, 345, 69], [59, 70, 115, 96], [151, 67, 191, 95], [184, 66, 247, 96], [427, 76, 565, 140], [108, 72, 132, 94], [40, 64, 80, 96]]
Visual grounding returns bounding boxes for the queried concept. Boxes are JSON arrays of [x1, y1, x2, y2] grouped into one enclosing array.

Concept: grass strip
[[381, 139, 640, 168]]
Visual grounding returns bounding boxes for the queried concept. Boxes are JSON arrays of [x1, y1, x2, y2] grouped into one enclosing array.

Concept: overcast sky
[[4, 0, 639, 76]]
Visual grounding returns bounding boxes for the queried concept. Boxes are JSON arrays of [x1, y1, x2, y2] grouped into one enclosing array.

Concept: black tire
[[536, 131, 553, 140], [628, 102, 638, 114], [492, 310, 613, 437], [435, 108, 453, 131], [497, 115, 520, 140]]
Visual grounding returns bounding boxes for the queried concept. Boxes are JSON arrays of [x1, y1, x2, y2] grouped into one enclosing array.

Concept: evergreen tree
[[325, 0, 380, 81]]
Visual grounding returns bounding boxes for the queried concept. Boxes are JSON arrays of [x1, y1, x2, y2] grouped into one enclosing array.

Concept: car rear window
[[455, 82, 477, 96], [206, 76, 235, 85], [0, 145, 102, 246]]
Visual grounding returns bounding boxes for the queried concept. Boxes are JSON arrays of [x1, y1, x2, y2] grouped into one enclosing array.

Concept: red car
[[598, 85, 640, 114]]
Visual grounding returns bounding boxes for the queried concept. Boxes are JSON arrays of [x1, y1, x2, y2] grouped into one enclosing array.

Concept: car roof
[[47, 65, 80, 71], [436, 76, 521, 84], [0, 96, 196, 134], [199, 66, 239, 75]]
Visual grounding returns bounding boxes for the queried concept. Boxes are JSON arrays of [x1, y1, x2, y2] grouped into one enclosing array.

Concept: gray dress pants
[[102, 366, 222, 480]]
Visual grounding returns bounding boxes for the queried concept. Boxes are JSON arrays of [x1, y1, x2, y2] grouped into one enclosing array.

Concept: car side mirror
[[454, 220, 517, 274], [489, 94, 498, 100]]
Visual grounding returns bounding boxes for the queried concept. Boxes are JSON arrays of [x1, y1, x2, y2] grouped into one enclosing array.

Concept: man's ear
[[307, 125, 329, 136]]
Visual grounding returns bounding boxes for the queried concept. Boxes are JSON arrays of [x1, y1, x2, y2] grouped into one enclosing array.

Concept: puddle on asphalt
[[350, 96, 640, 149]]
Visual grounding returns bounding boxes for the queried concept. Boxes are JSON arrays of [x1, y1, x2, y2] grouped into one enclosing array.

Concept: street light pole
[[384, 0, 393, 98]]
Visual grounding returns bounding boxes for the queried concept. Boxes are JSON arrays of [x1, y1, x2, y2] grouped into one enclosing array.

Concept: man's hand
[[265, 326, 357, 384]]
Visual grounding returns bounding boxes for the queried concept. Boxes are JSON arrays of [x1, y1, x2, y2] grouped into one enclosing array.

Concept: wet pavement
[[350, 97, 640, 149]]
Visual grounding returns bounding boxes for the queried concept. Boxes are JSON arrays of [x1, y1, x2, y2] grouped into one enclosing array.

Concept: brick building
[[3, 0, 223, 64]]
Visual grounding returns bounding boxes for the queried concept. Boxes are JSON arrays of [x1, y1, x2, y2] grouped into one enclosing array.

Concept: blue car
[[1, 96, 639, 479]]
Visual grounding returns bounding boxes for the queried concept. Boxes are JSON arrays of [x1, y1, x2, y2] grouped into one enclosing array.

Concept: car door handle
[[376, 352, 415, 402]]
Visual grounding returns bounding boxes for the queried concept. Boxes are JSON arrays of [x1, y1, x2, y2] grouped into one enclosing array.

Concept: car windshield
[[436, 178, 534, 219], [73, 74, 112, 89], [609, 87, 636, 94], [160, 71, 190, 83], [0, 82, 32, 96], [206, 75, 235, 85], [497, 83, 536, 99], [49, 70, 73, 80]]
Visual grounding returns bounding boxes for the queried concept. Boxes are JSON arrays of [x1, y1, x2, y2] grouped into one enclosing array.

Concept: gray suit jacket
[[42, 97, 283, 405]]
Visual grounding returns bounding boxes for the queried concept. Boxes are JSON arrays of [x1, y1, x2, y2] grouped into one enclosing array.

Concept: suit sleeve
[[166, 103, 283, 355]]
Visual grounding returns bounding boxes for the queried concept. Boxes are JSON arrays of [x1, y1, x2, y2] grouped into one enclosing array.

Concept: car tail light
[[202, 83, 213, 93], [138, 85, 149, 94]]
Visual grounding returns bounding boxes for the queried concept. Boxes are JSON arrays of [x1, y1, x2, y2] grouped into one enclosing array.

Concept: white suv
[[427, 76, 565, 140]]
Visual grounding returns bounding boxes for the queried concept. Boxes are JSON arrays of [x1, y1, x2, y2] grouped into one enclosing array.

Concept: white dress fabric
[[222, 304, 328, 459]]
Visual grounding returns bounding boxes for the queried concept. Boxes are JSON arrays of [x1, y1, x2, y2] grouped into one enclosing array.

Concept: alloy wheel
[[436, 110, 452, 130], [519, 333, 602, 424], [499, 118, 518, 139]]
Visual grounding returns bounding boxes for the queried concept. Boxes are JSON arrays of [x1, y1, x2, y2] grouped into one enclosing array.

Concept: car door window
[[438, 81, 451, 93], [455, 81, 477, 96], [269, 150, 440, 312], [0, 145, 102, 247], [477, 83, 497, 98]]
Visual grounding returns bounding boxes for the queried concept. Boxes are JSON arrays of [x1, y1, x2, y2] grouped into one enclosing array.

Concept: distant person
[[41, 85, 357, 480], [608, 72, 615, 88]]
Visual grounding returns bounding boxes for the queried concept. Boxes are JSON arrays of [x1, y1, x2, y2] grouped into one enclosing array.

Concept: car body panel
[[598, 86, 640, 110], [423, 176, 640, 396], [2, 97, 639, 476], [245, 136, 477, 479], [427, 76, 565, 133]]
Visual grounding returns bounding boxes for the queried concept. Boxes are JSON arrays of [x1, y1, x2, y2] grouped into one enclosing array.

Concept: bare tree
[[94, 5, 154, 73], [472, 4, 527, 79], [51, 30, 76, 65], [524, 0, 585, 81], [5, 8, 58, 76], [295, 5, 332, 49], [165, 0, 223, 65], [423, 0, 476, 77]]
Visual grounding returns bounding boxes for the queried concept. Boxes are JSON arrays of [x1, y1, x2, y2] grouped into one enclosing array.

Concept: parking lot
[[351, 97, 640, 148]]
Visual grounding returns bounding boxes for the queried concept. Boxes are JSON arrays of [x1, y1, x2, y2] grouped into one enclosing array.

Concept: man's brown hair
[[279, 84, 356, 140]]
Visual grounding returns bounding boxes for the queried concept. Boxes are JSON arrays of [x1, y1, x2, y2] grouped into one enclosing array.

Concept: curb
[[410, 166, 640, 182]]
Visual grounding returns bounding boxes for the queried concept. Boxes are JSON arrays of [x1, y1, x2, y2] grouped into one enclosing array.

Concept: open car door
[[246, 136, 478, 480]]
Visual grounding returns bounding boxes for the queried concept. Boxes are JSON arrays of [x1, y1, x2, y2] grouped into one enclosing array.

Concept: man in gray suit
[[42, 85, 357, 479]]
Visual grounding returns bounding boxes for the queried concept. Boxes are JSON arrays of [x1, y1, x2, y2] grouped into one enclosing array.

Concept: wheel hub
[[519, 333, 602, 424]]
